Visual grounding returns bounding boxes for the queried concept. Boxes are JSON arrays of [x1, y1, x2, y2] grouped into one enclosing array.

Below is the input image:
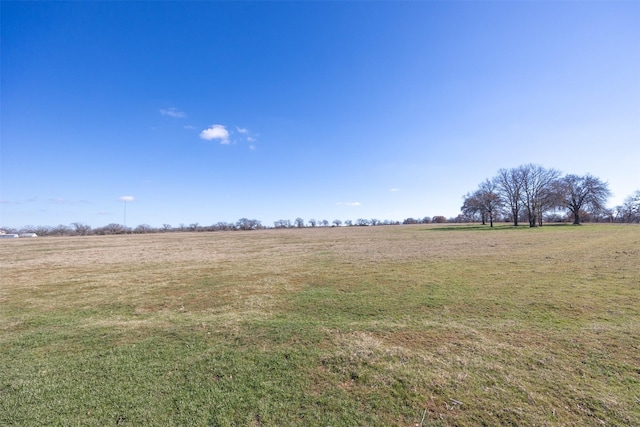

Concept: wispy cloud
[[184, 125, 196, 130], [49, 198, 67, 204], [160, 107, 186, 118], [337, 202, 361, 206], [200, 124, 230, 144], [389, 188, 399, 192], [237, 126, 258, 148], [118, 196, 135, 202]]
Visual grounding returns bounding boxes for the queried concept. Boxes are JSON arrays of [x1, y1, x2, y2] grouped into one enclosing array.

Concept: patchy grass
[[1, 224, 639, 426]]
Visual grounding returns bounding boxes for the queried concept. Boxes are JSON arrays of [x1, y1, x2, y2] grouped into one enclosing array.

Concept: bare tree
[[161, 224, 172, 232], [344, 219, 353, 226], [308, 218, 317, 227], [479, 179, 503, 227], [294, 218, 305, 228], [519, 164, 562, 227], [620, 190, 640, 223], [462, 180, 503, 227], [236, 218, 261, 230], [332, 219, 342, 227], [558, 174, 611, 225], [51, 224, 71, 236], [461, 192, 485, 224], [274, 219, 291, 229], [495, 167, 524, 226], [134, 224, 154, 233], [102, 223, 127, 234], [71, 222, 92, 236]]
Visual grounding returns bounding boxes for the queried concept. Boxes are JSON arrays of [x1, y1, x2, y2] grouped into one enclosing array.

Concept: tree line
[[3, 214, 471, 236], [461, 163, 639, 227], [2, 217, 423, 236], [3, 169, 638, 236]]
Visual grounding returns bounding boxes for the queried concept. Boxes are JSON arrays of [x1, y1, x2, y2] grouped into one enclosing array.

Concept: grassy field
[[1, 224, 639, 426]]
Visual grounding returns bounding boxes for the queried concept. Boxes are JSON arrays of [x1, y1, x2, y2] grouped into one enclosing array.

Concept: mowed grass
[[1, 224, 639, 426]]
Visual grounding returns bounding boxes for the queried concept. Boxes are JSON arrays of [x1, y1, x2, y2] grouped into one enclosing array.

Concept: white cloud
[[236, 126, 248, 134], [249, 144, 256, 151], [49, 198, 67, 204], [389, 188, 399, 192], [118, 196, 135, 202], [337, 202, 361, 206], [183, 125, 196, 130], [160, 107, 186, 118], [200, 124, 230, 144]]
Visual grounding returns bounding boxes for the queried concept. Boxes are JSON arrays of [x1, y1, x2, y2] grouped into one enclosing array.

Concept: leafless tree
[[71, 222, 92, 236], [134, 224, 154, 233], [51, 224, 71, 236], [462, 180, 503, 227], [495, 167, 524, 226], [101, 223, 127, 234], [519, 164, 562, 227], [274, 219, 291, 229], [236, 218, 261, 230], [461, 192, 485, 224], [558, 174, 611, 225], [479, 179, 503, 227], [294, 218, 305, 228], [332, 219, 342, 227], [620, 190, 640, 223], [308, 218, 317, 227]]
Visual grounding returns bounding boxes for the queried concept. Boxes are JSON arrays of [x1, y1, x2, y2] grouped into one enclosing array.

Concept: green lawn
[[1, 224, 639, 426]]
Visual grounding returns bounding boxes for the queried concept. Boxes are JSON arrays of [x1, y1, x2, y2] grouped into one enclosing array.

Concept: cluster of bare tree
[[460, 164, 630, 227]]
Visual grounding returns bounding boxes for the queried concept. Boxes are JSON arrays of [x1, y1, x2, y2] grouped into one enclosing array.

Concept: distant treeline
[[1, 217, 436, 236]]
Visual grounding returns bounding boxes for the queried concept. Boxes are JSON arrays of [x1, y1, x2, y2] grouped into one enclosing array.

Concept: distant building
[[19, 233, 38, 238], [0, 234, 20, 238]]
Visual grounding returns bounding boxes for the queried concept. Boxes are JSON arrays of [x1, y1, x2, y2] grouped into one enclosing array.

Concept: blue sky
[[1, 1, 638, 228]]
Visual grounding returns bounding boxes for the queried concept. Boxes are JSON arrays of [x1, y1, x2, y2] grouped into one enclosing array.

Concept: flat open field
[[1, 224, 639, 426]]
